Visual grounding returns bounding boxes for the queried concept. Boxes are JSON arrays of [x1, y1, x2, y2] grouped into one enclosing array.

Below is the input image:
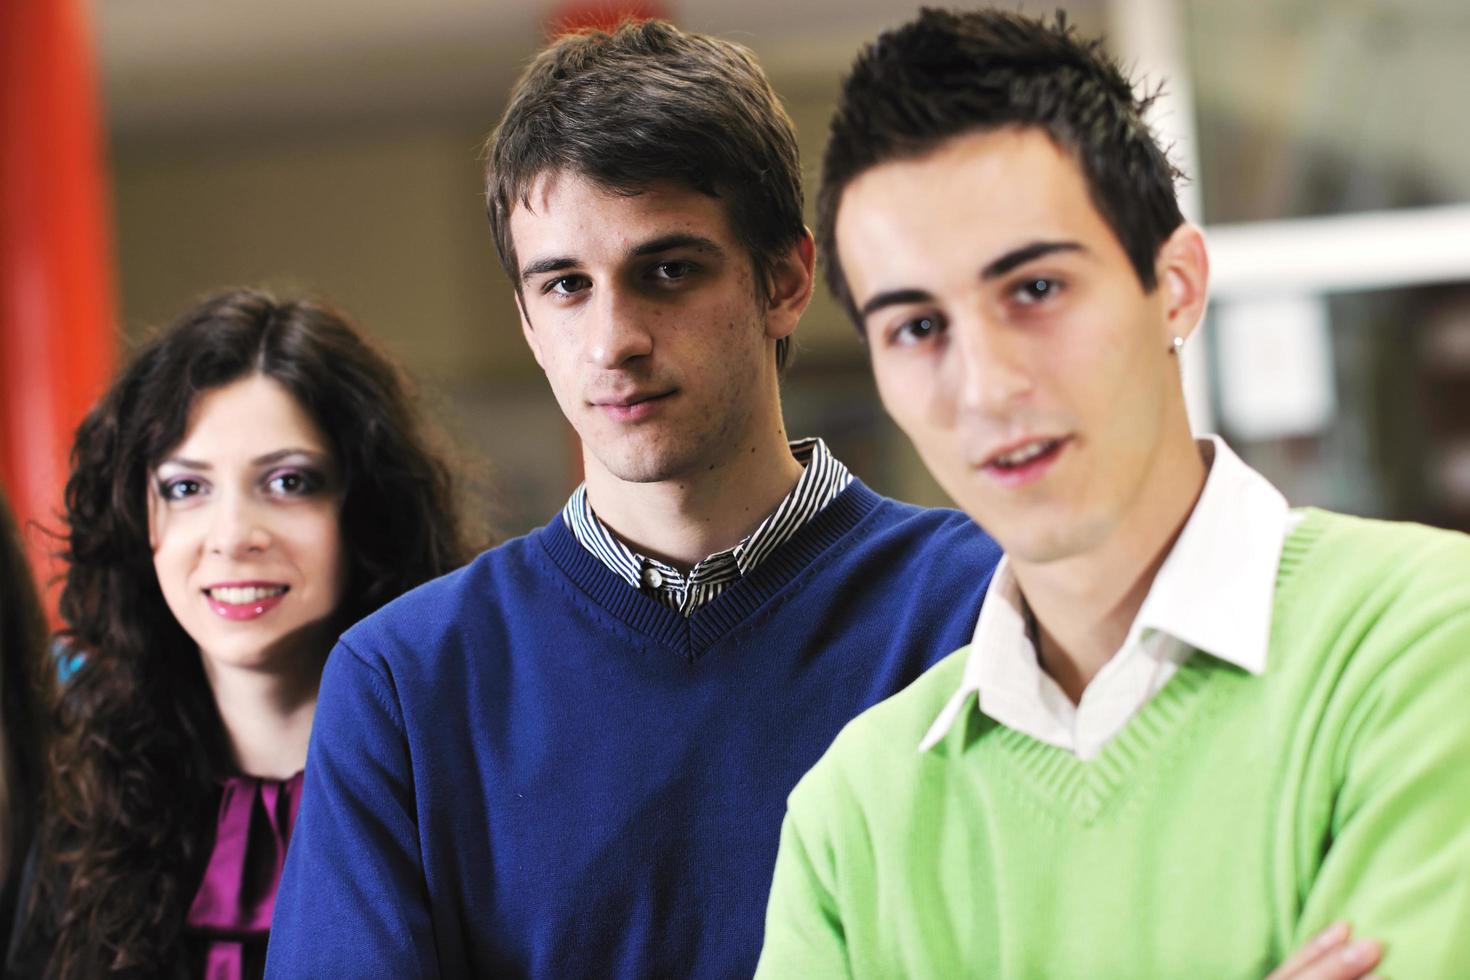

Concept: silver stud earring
[[1168, 335, 1185, 356]]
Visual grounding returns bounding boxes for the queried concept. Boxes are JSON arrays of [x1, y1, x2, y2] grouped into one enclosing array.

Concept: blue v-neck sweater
[[265, 481, 1002, 979]]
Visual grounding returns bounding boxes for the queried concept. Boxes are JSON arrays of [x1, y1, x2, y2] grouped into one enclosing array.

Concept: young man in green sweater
[[757, 9, 1470, 979]]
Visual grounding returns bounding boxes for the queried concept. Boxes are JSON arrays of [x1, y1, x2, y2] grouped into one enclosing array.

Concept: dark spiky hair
[[818, 8, 1185, 328]]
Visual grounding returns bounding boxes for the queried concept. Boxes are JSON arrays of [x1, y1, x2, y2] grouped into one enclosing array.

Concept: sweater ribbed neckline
[[1275, 507, 1330, 603], [535, 480, 886, 662], [979, 658, 1224, 823], [972, 507, 1333, 824]]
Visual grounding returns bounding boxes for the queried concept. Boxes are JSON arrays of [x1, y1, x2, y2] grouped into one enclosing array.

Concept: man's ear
[[1156, 223, 1210, 344], [764, 228, 816, 342], [516, 292, 547, 371]]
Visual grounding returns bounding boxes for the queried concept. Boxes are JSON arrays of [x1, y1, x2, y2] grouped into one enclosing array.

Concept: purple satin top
[[186, 771, 304, 980]]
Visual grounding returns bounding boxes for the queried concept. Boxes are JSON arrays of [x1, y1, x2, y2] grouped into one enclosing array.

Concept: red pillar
[[0, 0, 117, 619], [545, 0, 672, 38]]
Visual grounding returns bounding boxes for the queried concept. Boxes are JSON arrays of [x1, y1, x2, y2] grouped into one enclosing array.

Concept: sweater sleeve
[[1293, 607, 1470, 978], [264, 639, 440, 979], [755, 775, 854, 979]]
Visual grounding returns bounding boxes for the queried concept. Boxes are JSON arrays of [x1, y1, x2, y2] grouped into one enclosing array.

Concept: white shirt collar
[[1129, 437, 1286, 674], [920, 437, 1289, 754]]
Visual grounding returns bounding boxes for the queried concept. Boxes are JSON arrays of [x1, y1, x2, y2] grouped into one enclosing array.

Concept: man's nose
[[585, 287, 654, 369], [953, 314, 1035, 416]]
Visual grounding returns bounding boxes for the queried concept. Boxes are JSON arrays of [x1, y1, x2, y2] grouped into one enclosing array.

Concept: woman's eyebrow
[[155, 456, 211, 470], [251, 448, 329, 466]]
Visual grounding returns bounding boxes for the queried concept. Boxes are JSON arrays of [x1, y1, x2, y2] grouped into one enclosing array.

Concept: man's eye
[[650, 261, 693, 281], [159, 477, 203, 501], [1014, 278, 1061, 304], [544, 275, 590, 296], [891, 314, 946, 346]]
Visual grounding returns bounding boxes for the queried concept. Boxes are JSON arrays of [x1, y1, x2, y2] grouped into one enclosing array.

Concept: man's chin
[[591, 447, 695, 486], [992, 512, 1113, 568]]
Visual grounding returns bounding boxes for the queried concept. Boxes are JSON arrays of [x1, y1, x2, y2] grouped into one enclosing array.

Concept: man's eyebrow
[[858, 241, 1088, 320], [981, 240, 1085, 280], [859, 288, 935, 321], [630, 233, 724, 258], [520, 257, 577, 283], [518, 235, 724, 284]]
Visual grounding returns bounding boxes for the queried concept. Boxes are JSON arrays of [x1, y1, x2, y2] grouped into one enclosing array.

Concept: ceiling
[[96, 0, 1077, 134], [95, 0, 1470, 129], [92, 0, 1470, 206]]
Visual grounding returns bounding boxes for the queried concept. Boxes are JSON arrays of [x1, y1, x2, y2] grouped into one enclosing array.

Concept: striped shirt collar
[[562, 437, 854, 616]]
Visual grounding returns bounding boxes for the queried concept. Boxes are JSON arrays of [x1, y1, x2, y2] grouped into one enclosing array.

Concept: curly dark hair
[[2, 490, 47, 893], [28, 289, 469, 978], [818, 7, 1186, 327]]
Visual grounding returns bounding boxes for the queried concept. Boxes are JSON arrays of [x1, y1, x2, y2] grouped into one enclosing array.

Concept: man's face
[[511, 172, 793, 486], [836, 127, 1203, 566]]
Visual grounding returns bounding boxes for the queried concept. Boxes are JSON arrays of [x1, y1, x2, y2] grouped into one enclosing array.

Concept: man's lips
[[978, 434, 1070, 469], [592, 390, 676, 421], [592, 388, 675, 408], [975, 435, 1073, 488]]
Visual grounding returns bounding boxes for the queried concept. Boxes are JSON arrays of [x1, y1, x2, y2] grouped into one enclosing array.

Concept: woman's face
[[148, 374, 347, 675]]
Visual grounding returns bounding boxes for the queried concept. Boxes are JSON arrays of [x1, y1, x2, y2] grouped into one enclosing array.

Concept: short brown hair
[[484, 20, 805, 368]]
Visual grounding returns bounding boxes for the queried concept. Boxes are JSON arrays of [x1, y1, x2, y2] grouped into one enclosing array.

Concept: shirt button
[[643, 568, 664, 589]]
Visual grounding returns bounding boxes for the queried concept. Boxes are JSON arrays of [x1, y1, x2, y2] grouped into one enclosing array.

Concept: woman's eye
[[266, 470, 320, 496], [159, 478, 202, 501]]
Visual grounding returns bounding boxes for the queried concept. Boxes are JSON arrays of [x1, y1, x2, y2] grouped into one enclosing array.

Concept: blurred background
[[4, 0, 1470, 607]]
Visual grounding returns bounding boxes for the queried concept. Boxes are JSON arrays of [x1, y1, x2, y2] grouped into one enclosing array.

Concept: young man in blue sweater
[[264, 20, 1003, 979]]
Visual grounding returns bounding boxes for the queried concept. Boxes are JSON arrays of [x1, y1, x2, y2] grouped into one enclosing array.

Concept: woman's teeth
[[208, 585, 287, 605]]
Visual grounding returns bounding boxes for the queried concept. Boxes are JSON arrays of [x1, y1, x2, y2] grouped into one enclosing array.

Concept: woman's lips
[[203, 584, 289, 621]]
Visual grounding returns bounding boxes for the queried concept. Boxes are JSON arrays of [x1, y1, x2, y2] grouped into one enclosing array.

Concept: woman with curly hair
[[8, 289, 469, 979], [1, 491, 47, 959]]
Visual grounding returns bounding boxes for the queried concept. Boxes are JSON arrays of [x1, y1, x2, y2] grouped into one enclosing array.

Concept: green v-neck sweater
[[757, 510, 1470, 979]]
